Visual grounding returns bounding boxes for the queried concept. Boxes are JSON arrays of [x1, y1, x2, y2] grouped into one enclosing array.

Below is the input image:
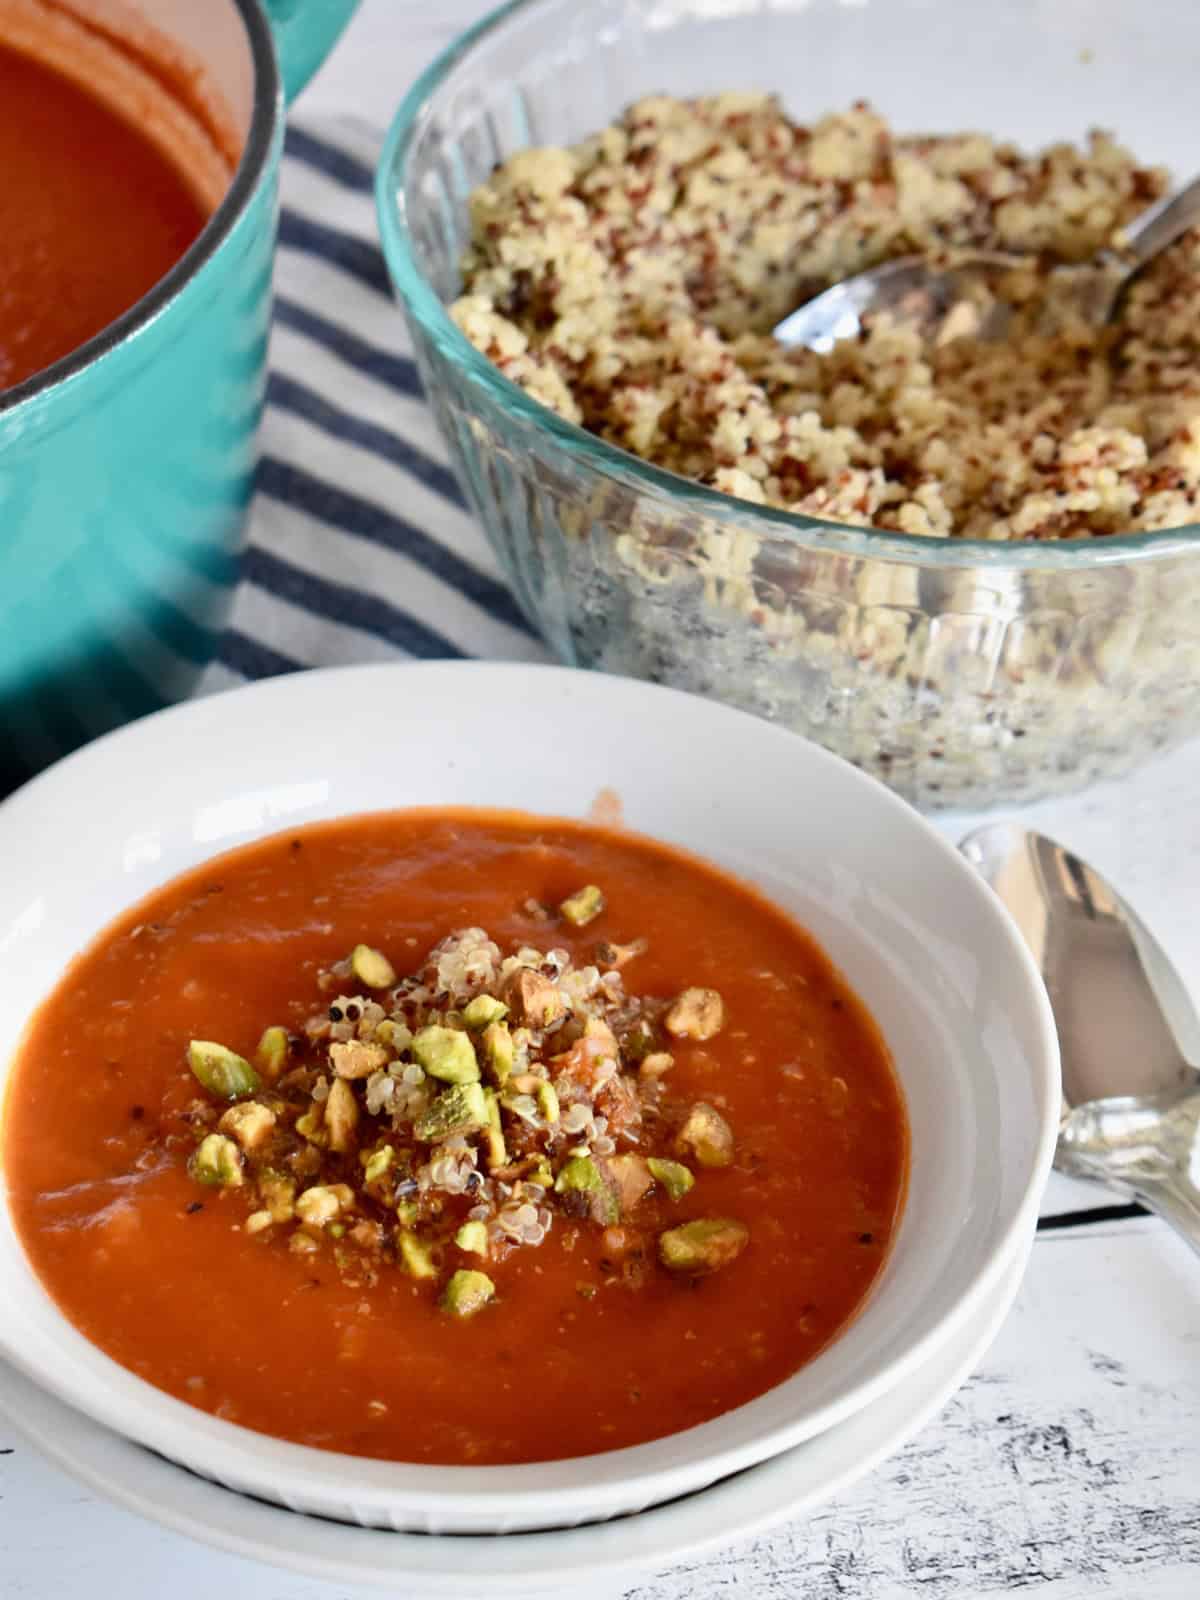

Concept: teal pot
[[0, 0, 357, 792]]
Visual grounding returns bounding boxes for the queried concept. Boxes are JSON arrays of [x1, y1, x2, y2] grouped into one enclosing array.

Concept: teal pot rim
[[0, 0, 281, 421], [376, 0, 1200, 574]]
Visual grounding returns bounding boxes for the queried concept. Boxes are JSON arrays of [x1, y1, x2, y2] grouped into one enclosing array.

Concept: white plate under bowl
[[0, 1231, 1033, 1594], [0, 662, 1059, 1531]]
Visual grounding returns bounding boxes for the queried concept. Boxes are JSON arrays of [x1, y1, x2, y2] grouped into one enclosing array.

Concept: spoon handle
[[1134, 1169, 1200, 1260], [1122, 175, 1200, 269]]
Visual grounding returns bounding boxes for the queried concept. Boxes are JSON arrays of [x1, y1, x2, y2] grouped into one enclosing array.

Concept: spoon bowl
[[775, 176, 1200, 352], [961, 823, 1200, 1256]]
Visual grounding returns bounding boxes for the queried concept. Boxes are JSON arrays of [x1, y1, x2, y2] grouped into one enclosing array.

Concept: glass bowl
[[376, 0, 1200, 811]]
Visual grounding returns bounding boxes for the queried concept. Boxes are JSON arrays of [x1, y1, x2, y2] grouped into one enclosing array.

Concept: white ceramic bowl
[[0, 663, 1059, 1532]]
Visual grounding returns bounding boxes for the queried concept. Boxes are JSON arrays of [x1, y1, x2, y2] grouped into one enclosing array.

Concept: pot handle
[[260, 0, 360, 104]]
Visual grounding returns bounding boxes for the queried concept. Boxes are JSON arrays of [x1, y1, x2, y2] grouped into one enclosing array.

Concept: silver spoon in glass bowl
[[774, 177, 1200, 352], [960, 824, 1200, 1258]]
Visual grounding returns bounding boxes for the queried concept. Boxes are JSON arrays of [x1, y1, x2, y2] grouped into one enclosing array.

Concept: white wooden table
[[4, 4, 1199, 1594]]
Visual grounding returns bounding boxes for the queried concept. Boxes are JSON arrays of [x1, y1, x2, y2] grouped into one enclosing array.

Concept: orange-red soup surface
[[0, 40, 208, 390], [3, 811, 908, 1465]]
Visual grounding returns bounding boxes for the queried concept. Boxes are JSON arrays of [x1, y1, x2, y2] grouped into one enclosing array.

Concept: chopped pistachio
[[294, 1104, 326, 1145], [329, 1039, 389, 1080], [414, 1080, 488, 1142], [554, 1155, 618, 1224], [187, 1040, 260, 1101], [411, 1025, 480, 1085], [258, 1170, 295, 1223], [607, 1153, 653, 1214], [664, 987, 725, 1041], [363, 1145, 395, 1185], [675, 1102, 735, 1168], [218, 1101, 276, 1153], [375, 1018, 412, 1053], [295, 1185, 344, 1226], [244, 1209, 274, 1235], [525, 1155, 554, 1190], [536, 1080, 560, 1124], [647, 1157, 695, 1202], [189, 1133, 244, 1187], [442, 1268, 495, 1318], [455, 1220, 489, 1256], [481, 1020, 515, 1086], [399, 1230, 438, 1279], [395, 1199, 420, 1226], [658, 1218, 749, 1276], [503, 968, 564, 1029], [481, 1088, 507, 1169], [461, 994, 509, 1030], [325, 1078, 359, 1152], [328, 1222, 346, 1239], [559, 885, 605, 927], [638, 1051, 675, 1080], [255, 1025, 289, 1081], [350, 943, 396, 989]]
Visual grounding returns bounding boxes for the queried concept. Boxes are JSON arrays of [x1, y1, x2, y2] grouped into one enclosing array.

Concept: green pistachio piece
[[395, 1200, 420, 1226], [455, 1220, 489, 1256], [461, 994, 509, 1030], [481, 1087, 507, 1169], [480, 1020, 515, 1086], [398, 1230, 438, 1279], [442, 1268, 495, 1318], [363, 1145, 396, 1184], [524, 1155, 554, 1190], [187, 1040, 260, 1101], [559, 885, 606, 927], [411, 1025, 480, 1085], [554, 1155, 619, 1224], [414, 1080, 488, 1142], [189, 1133, 244, 1188], [658, 1218, 748, 1276], [254, 1025, 289, 1081], [350, 944, 396, 989], [258, 1170, 295, 1222], [647, 1157, 695, 1202], [674, 1102, 735, 1168], [297, 1106, 327, 1146], [536, 1080, 560, 1124]]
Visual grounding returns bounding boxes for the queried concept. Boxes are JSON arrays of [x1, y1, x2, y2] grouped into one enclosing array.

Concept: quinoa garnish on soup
[[3, 809, 907, 1464]]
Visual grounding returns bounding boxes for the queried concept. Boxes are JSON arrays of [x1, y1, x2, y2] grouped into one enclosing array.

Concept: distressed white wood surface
[[4, 4, 1200, 1594]]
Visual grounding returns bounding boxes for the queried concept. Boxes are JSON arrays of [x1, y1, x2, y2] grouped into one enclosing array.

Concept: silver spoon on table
[[961, 825, 1200, 1258], [774, 177, 1200, 352]]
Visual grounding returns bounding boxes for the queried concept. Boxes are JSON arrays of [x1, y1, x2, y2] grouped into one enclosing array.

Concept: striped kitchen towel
[[199, 115, 552, 697]]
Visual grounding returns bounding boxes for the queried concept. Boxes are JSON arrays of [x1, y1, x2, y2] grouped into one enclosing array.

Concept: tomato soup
[[0, 17, 218, 390], [2, 811, 908, 1465]]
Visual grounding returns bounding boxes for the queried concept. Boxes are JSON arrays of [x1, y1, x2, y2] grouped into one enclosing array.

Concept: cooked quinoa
[[452, 95, 1200, 541]]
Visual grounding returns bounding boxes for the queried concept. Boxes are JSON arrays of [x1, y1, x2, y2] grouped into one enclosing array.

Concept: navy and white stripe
[[201, 114, 549, 698]]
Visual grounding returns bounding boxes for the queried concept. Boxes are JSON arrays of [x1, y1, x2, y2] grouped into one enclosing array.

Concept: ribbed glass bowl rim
[[375, 0, 1200, 574]]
